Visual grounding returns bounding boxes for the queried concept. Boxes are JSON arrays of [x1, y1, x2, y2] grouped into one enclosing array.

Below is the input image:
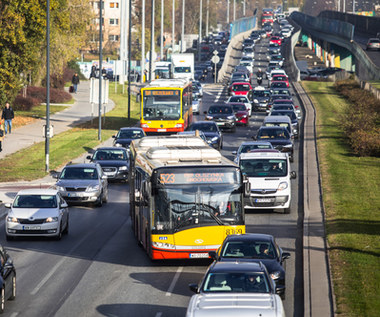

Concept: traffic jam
[[0, 8, 301, 317]]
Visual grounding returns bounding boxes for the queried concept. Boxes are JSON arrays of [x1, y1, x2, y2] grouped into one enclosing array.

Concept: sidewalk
[[0, 80, 115, 159]]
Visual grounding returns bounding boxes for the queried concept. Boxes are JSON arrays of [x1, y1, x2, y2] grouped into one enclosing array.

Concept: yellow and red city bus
[[140, 78, 193, 133], [129, 135, 250, 260]]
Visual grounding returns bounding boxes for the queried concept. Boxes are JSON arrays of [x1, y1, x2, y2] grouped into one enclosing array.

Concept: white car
[[192, 94, 202, 114], [226, 95, 252, 116], [232, 141, 274, 164], [268, 69, 288, 81], [5, 189, 69, 240]]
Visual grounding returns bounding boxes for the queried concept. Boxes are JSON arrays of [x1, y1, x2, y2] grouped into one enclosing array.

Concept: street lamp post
[[45, 0, 51, 172], [98, 0, 103, 141], [198, 0, 203, 62], [161, 0, 164, 59], [227, 0, 230, 23], [233, 0, 236, 21], [206, 0, 209, 37], [141, 0, 145, 83], [149, 0, 155, 81], [127, 0, 132, 119], [181, 0, 185, 52], [172, 0, 175, 53]]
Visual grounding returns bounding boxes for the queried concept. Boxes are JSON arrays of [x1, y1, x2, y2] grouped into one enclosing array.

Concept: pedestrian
[[90, 65, 97, 78], [1, 102, 14, 134], [71, 73, 80, 93], [0, 122, 4, 152]]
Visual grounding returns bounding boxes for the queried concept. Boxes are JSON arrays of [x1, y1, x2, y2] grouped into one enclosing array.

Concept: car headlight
[[45, 217, 59, 223], [277, 181, 288, 191], [7, 216, 19, 223], [254, 99, 258, 103], [86, 184, 100, 192], [119, 166, 128, 171], [242, 115, 248, 118], [211, 136, 218, 142], [270, 271, 281, 280], [56, 186, 65, 192], [227, 115, 235, 120], [206, 115, 213, 120]]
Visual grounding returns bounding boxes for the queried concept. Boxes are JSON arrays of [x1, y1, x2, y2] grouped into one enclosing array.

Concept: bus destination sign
[[145, 90, 179, 96], [159, 172, 236, 184]]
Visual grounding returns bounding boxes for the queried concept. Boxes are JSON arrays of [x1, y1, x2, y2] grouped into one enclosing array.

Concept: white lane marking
[[165, 266, 183, 296], [30, 222, 102, 295], [155, 313, 163, 317], [10, 313, 19, 317], [214, 89, 223, 102]]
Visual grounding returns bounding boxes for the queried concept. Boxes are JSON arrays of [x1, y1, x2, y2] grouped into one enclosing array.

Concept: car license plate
[[189, 253, 209, 258], [157, 129, 167, 132], [216, 122, 224, 126], [23, 226, 41, 230], [68, 192, 84, 197], [104, 172, 114, 176], [255, 198, 272, 203]]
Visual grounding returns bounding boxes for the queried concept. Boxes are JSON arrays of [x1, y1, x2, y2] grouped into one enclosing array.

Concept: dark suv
[[204, 105, 236, 132]]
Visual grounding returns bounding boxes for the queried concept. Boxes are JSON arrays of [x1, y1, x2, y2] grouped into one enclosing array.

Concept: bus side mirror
[[209, 251, 217, 260], [243, 175, 251, 197]]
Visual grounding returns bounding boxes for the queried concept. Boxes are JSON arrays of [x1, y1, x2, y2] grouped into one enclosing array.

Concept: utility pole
[[128, 0, 132, 119], [198, 0, 203, 62], [172, 0, 175, 53], [233, 0, 236, 21], [243, 0, 246, 16], [181, 0, 185, 52], [206, 0, 209, 37], [227, 0, 230, 23], [141, 0, 146, 83], [150, 0, 155, 80], [98, 0, 103, 141], [161, 0, 164, 59], [45, 0, 51, 172]]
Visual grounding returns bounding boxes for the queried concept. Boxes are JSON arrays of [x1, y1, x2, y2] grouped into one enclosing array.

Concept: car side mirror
[[60, 202, 69, 208], [252, 135, 257, 140], [203, 111, 207, 115], [4, 203, 11, 208], [86, 155, 92, 160], [232, 151, 237, 155], [209, 251, 217, 260], [282, 252, 291, 260], [50, 171, 60, 179], [290, 171, 296, 179], [189, 283, 199, 294], [243, 175, 251, 197], [112, 135, 116, 138], [275, 285, 285, 296]]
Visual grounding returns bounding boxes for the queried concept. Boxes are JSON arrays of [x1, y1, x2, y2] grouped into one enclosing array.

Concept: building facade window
[[109, 35, 120, 42], [109, 18, 119, 25]]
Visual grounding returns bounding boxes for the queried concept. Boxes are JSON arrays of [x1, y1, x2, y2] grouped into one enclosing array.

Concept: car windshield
[[257, 128, 290, 140], [190, 123, 218, 132], [241, 158, 288, 177], [202, 272, 270, 293], [13, 195, 58, 208], [271, 82, 287, 88], [232, 84, 250, 92], [230, 97, 248, 103], [253, 90, 270, 97], [239, 144, 272, 153], [93, 149, 127, 161], [117, 130, 144, 139], [271, 111, 297, 121], [272, 76, 287, 81], [221, 241, 276, 259], [244, 48, 253, 53], [208, 106, 233, 114], [60, 167, 98, 180], [232, 104, 246, 112], [272, 89, 290, 95]]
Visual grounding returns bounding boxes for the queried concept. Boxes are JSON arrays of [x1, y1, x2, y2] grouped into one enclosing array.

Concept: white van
[[240, 151, 296, 213], [263, 115, 295, 138]]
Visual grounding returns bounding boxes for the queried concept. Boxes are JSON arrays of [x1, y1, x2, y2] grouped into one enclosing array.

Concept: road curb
[[293, 82, 335, 316]]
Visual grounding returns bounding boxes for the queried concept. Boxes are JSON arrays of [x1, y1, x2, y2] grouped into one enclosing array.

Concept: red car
[[230, 103, 249, 126], [270, 75, 289, 87], [270, 36, 282, 46], [229, 82, 252, 96]]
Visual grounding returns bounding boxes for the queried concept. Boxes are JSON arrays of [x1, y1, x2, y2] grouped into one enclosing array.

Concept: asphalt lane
[[1, 35, 304, 317]]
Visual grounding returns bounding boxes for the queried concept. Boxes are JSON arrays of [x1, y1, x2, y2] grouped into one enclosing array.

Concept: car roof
[[258, 126, 288, 131], [95, 147, 127, 151], [15, 188, 59, 195], [239, 141, 272, 147], [264, 115, 292, 123], [209, 261, 265, 273], [223, 233, 274, 243], [240, 151, 287, 159], [119, 127, 144, 131], [192, 121, 217, 126], [64, 163, 98, 169]]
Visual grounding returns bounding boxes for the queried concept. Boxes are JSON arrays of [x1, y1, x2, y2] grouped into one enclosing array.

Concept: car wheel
[[55, 223, 62, 240], [0, 287, 4, 314], [5, 234, 13, 241], [283, 207, 291, 214], [9, 275, 16, 301], [96, 193, 103, 207], [62, 216, 69, 235], [220, 141, 223, 150]]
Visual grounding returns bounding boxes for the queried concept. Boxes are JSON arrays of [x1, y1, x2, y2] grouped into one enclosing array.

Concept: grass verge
[[302, 81, 380, 316], [0, 83, 139, 182], [369, 80, 380, 90]]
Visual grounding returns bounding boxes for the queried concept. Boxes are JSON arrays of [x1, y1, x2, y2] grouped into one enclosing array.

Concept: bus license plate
[[190, 253, 209, 259], [157, 129, 167, 132]]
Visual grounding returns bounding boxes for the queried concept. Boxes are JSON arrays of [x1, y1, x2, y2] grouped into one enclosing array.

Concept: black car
[[112, 127, 146, 148], [189, 261, 284, 297], [270, 110, 300, 139], [254, 126, 294, 162], [0, 245, 16, 313], [188, 121, 223, 150], [249, 88, 271, 112], [87, 147, 129, 182], [270, 81, 288, 90], [209, 234, 290, 297], [204, 105, 236, 132]]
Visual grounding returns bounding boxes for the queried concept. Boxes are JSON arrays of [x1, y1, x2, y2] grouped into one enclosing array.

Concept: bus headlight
[[174, 123, 183, 128], [141, 124, 149, 128], [153, 242, 175, 249]]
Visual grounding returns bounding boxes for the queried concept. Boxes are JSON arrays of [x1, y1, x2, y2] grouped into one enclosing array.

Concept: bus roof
[[133, 135, 207, 149], [144, 78, 189, 88]]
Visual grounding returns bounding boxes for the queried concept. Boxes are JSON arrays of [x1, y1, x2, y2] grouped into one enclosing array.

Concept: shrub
[[13, 95, 40, 111], [336, 79, 380, 157]]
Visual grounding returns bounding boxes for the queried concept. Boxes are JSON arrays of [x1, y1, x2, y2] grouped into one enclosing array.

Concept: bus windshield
[[153, 184, 243, 233], [143, 90, 181, 120]]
